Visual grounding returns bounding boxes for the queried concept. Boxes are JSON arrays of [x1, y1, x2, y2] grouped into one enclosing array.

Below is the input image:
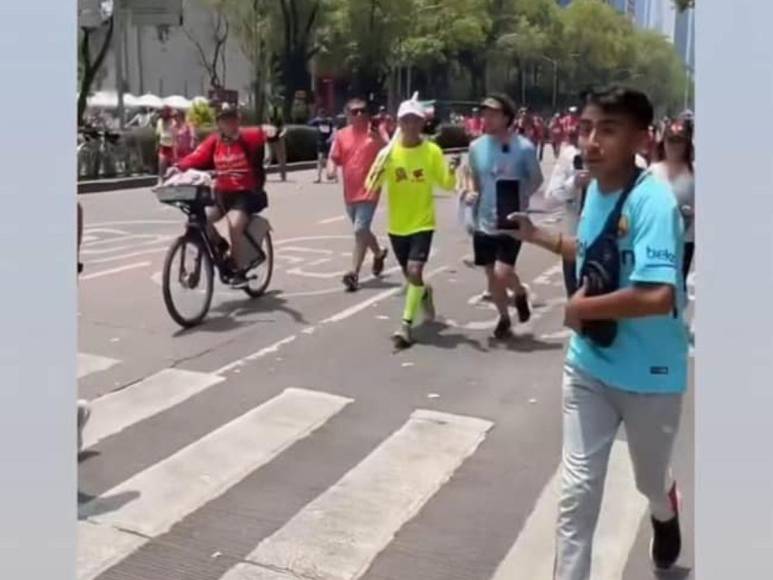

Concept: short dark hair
[[580, 86, 654, 130], [485, 92, 517, 124]]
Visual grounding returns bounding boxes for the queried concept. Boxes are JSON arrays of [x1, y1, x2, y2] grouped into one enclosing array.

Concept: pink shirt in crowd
[[329, 125, 386, 204]]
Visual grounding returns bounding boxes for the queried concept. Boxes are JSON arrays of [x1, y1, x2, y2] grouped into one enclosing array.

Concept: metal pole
[[136, 25, 144, 94], [114, 0, 125, 129], [552, 61, 558, 112]]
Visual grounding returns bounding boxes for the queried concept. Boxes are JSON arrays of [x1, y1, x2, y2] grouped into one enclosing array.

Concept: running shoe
[[372, 249, 389, 277], [342, 272, 359, 292], [650, 483, 682, 570], [391, 322, 414, 350], [514, 290, 531, 323], [493, 316, 513, 340]]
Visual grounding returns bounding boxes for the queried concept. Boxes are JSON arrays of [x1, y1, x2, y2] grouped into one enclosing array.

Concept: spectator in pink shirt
[[173, 110, 196, 162], [327, 98, 390, 292]]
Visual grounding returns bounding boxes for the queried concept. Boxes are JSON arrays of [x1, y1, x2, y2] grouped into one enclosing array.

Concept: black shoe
[[493, 316, 513, 340], [372, 249, 388, 277], [342, 272, 359, 292], [650, 484, 682, 570], [514, 291, 531, 323], [216, 238, 230, 258], [230, 272, 249, 289]]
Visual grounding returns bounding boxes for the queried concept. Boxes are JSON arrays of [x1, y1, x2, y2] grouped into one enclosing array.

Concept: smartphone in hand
[[496, 179, 520, 230]]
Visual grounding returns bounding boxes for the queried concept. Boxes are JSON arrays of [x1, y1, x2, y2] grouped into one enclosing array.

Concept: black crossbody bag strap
[[599, 168, 644, 238]]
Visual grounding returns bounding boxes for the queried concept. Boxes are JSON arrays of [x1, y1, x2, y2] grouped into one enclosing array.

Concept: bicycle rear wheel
[[244, 230, 273, 298], [162, 233, 214, 328]]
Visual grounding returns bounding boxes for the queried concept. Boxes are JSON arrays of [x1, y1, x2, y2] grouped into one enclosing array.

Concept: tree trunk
[[77, 19, 115, 127]]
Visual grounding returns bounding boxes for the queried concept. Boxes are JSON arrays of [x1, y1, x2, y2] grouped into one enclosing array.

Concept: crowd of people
[[78, 83, 695, 580]]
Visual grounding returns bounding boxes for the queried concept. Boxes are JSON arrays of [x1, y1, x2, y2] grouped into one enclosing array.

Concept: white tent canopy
[[86, 90, 118, 109], [163, 95, 193, 110], [136, 93, 165, 109]]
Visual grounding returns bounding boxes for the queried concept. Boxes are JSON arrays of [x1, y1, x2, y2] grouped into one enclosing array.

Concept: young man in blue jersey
[[461, 94, 544, 339], [508, 87, 688, 579]]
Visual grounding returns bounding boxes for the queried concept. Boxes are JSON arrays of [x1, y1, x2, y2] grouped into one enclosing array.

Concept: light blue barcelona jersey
[[567, 171, 689, 394], [468, 134, 543, 234]]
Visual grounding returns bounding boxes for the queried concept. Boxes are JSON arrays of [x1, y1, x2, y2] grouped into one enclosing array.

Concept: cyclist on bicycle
[[173, 102, 268, 288]]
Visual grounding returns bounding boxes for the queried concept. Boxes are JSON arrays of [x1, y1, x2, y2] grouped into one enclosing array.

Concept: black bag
[[578, 168, 644, 348]]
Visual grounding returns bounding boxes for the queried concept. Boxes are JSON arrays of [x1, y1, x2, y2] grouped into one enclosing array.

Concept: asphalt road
[[77, 154, 695, 580]]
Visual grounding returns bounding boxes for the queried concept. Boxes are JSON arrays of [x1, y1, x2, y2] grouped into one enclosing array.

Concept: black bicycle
[[154, 177, 274, 328]]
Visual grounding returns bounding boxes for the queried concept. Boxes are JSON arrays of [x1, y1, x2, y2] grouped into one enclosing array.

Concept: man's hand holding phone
[[504, 212, 537, 241]]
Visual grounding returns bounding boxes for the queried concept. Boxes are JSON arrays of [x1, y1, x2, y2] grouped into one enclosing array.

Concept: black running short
[[216, 190, 267, 215], [389, 231, 434, 270], [473, 232, 521, 267]]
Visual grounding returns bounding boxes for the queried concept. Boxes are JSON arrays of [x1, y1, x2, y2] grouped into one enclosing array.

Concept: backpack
[[233, 131, 268, 212]]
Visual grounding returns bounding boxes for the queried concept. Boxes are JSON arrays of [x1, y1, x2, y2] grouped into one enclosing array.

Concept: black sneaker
[[650, 483, 682, 570], [493, 316, 513, 340], [342, 272, 359, 292], [514, 291, 531, 323], [216, 238, 230, 259], [372, 249, 388, 277], [230, 272, 249, 289]]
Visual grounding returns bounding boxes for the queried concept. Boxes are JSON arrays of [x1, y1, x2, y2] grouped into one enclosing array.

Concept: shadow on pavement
[[654, 565, 693, 579], [77, 490, 140, 519], [415, 321, 489, 353], [173, 291, 308, 336], [487, 333, 565, 353]]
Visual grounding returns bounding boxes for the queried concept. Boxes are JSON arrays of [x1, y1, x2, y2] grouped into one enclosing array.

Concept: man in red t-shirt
[[327, 98, 389, 292], [464, 108, 484, 139], [174, 103, 268, 287]]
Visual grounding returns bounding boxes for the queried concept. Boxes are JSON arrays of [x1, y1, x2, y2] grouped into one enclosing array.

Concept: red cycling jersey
[[177, 127, 267, 194]]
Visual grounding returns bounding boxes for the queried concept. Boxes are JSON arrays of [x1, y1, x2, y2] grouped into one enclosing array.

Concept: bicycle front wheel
[[162, 234, 214, 328]]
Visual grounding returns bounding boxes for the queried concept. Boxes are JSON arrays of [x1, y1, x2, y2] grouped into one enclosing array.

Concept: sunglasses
[[348, 108, 368, 116]]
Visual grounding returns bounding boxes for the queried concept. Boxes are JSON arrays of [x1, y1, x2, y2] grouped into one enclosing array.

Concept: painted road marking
[[82, 368, 225, 449], [215, 335, 298, 376], [80, 262, 152, 281], [319, 215, 347, 225], [78, 353, 120, 379], [320, 266, 449, 325], [77, 388, 352, 580], [221, 409, 493, 580], [490, 440, 647, 580]]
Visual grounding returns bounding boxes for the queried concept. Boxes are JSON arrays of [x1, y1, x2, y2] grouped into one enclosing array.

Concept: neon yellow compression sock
[[403, 283, 426, 324]]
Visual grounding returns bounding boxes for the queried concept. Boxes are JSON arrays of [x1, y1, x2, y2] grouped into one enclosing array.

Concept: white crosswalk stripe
[[81, 368, 224, 449], [78, 353, 120, 379], [77, 388, 352, 580], [76, 376, 661, 580], [221, 409, 493, 580]]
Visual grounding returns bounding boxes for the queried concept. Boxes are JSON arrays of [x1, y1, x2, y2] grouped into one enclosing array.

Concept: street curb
[[77, 149, 470, 194], [77, 161, 319, 194]]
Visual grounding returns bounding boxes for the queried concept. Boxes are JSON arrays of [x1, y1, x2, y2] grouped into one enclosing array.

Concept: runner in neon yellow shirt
[[368, 99, 458, 349]]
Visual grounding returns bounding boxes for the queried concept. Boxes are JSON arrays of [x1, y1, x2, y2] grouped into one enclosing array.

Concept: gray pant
[[554, 363, 683, 580]]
